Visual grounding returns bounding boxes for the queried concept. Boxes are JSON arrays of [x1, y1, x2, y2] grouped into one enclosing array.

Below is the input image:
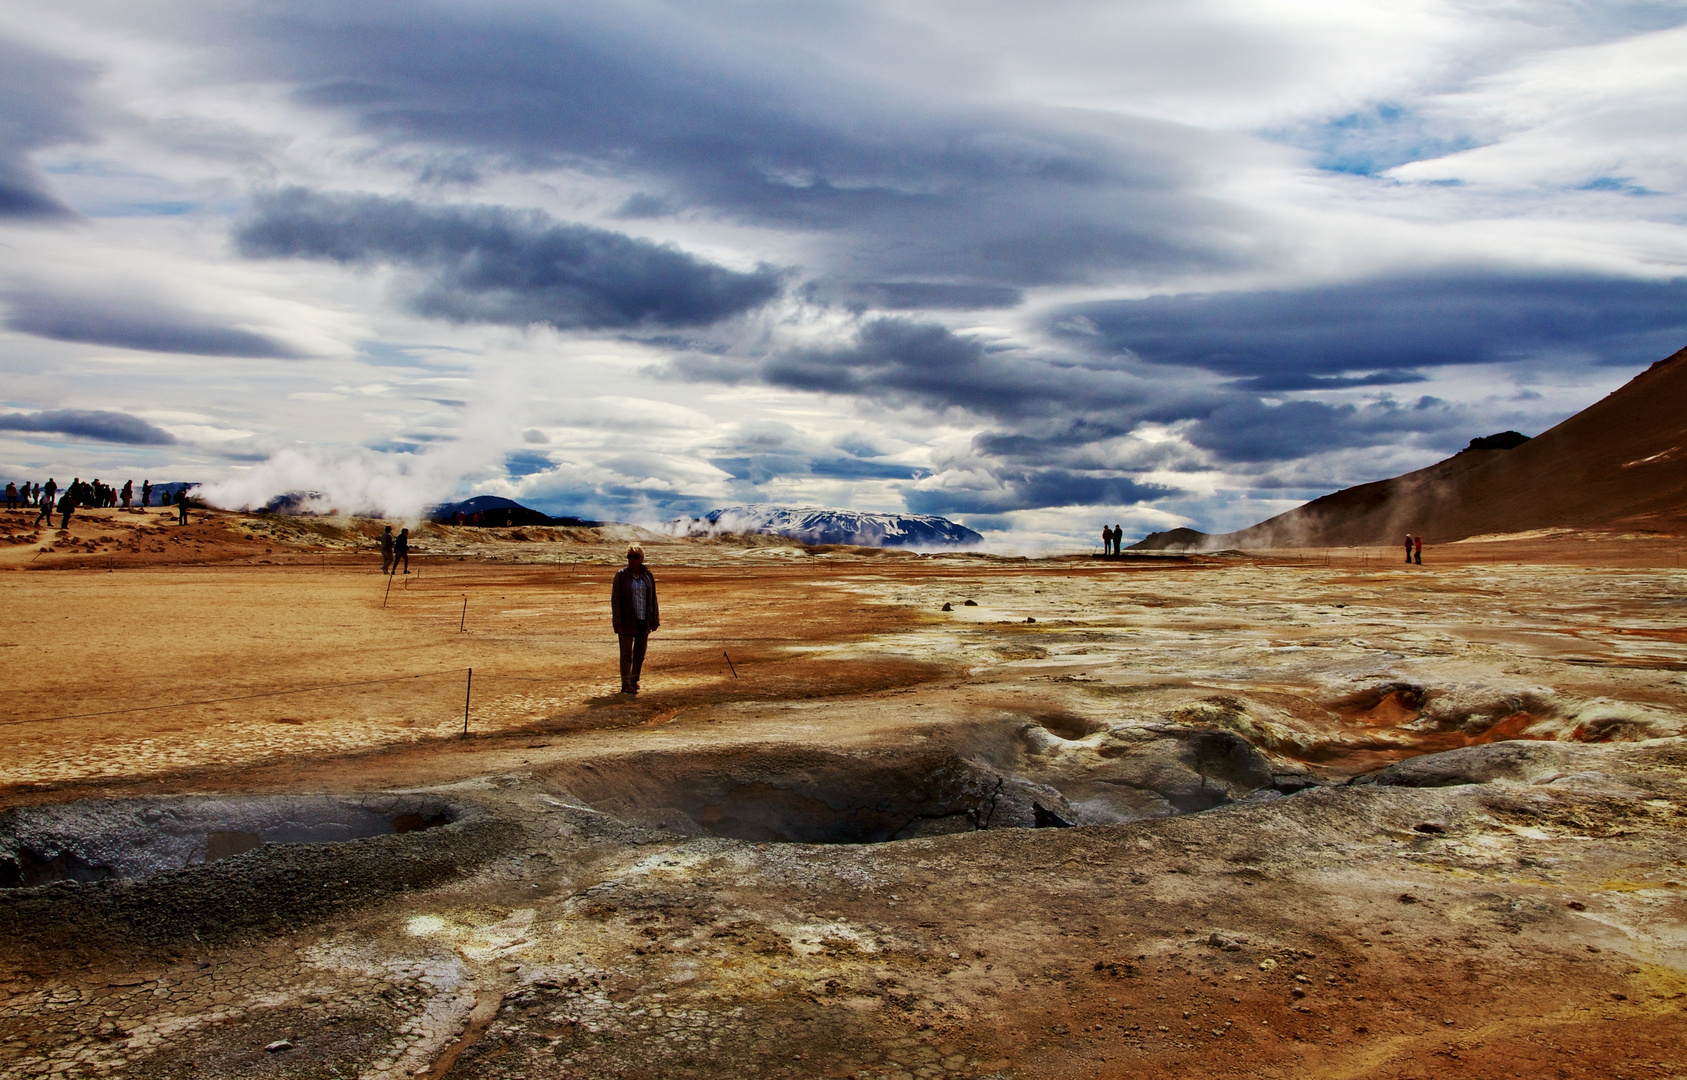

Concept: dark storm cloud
[[762, 318, 1162, 418], [236, 188, 782, 330], [209, 3, 1249, 287], [0, 38, 93, 219], [1059, 273, 1687, 380], [1185, 394, 1465, 462], [711, 454, 914, 483], [802, 280, 1025, 312], [905, 470, 1171, 516], [1227, 370, 1427, 392], [5, 291, 303, 358], [0, 409, 176, 445]]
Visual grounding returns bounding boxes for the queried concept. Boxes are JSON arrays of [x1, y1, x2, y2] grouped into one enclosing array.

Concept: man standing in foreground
[[610, 544, 660, 695]]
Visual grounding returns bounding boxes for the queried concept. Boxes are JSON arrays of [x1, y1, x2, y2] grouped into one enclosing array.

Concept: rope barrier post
[[460, 596, 468, 632], [724, 651, 738, 678], [382, 568, 395, 608], [462, 668, 472, 738]]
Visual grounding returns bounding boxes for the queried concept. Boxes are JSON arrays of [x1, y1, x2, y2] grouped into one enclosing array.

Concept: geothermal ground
[[2, 508, 1685, 1080]]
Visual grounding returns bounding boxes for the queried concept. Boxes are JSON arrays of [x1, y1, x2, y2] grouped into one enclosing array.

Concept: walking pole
[[460, 597, 468, 632], [462, 668, 472, 737], [382, 569, 395, 608]]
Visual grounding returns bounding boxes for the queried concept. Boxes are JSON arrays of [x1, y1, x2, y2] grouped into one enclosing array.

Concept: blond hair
[[626, 543, 645, 561]]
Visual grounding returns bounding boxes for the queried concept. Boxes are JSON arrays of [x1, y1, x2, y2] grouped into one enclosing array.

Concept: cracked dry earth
[[4, 539, 1687, 1079]]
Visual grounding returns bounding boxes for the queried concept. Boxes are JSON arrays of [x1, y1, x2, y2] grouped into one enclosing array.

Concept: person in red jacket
[[610, 544, 660, 694]]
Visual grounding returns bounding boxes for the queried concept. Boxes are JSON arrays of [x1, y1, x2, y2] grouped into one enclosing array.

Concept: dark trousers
[[619, 619, 649, 690], [178, 503, 187, 524]]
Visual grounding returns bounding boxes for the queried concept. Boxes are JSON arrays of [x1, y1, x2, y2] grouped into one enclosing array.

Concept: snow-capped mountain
[[670, 505, 982, 548]]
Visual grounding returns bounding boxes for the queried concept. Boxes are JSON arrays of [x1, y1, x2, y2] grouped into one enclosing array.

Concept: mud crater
[[0, 794, 458, 888], [548, 722, 1296, 844]]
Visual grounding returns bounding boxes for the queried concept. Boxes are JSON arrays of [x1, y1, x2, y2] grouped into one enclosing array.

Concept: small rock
[[1258, 959, 1277, 971], [1612, 992, 1627, 1001], [963, 599, 977, 606], [264, 1040, 294, 1053], [1567, 901, 1587, 911], [941, 602, 953, 611], [1025, 616, 1037, 623], [1397, 893, 1420, 904], [1412, 822, 1446, 834], [1207, 933, 1242, 952]]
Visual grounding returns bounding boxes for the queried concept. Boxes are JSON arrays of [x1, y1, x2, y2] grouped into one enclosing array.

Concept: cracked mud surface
[[3, 519, 1686, 1078]]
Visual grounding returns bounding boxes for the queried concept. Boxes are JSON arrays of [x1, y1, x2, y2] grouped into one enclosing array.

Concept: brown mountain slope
[[1135, 343, 1687, 549]]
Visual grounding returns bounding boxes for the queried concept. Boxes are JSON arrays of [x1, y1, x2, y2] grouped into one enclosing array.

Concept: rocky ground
[[1, 512, 1684, 1078]]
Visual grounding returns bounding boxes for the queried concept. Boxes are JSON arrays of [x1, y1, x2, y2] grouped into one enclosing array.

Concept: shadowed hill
[[1134, 343, 1687, 549]]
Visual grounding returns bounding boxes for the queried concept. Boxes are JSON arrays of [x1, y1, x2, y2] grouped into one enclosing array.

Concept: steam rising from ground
[[198, 391, 523, 521]]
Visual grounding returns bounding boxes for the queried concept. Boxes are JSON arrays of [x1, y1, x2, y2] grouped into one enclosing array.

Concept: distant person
[[1101, 524, 1114, 556], [1414, 535, 1423, 565], [1113, 524, 1123, 556], [394, 527, 409, 574], [1404, 534, 1413, 565], [58, 492, 74, 529], [610, 543, 660, 695], [141, 479, 152, 507], [380, 525, 395, 574], [121, 480, 132, 508], [42, 478, 57, 510], [4, 482, 15, 510], [176, 487, 188, 525]]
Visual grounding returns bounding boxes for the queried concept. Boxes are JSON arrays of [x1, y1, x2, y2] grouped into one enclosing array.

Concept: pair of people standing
[[1404, 534, 1423, 564], [379, 525, 409, 574], [1100, 524, 1125, 556]]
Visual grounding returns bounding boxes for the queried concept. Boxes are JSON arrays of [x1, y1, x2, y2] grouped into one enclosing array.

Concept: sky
[[2, 0, 1685, 549]]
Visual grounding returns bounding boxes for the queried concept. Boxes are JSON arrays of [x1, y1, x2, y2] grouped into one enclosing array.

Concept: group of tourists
[[4, 476, 191, 528], [7, 477, 154, 510], [1099, 523, 1126, 556]]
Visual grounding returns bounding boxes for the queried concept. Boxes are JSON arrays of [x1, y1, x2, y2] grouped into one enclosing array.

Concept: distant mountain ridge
[[1132, 343, 1687, 550], [429, 495, 600, 527], [670, 505, 983, 547]]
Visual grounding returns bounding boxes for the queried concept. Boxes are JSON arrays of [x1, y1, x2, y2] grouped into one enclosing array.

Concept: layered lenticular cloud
[[0, 1, 1683, 541], [235, 189, 783, 331], [0, 410, 176, 445]]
